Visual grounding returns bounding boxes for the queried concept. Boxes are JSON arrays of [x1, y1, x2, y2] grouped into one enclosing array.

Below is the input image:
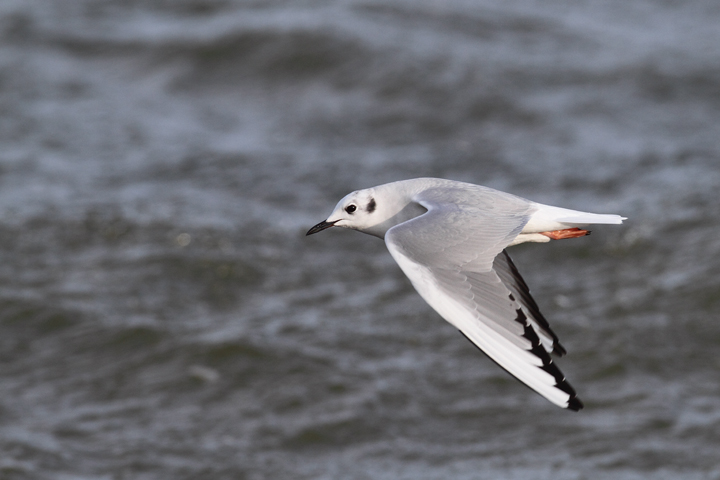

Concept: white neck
[[357, 180, 431, 238]]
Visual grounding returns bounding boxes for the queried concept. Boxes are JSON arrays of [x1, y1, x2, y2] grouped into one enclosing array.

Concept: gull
[[306, 178, 625, 411]]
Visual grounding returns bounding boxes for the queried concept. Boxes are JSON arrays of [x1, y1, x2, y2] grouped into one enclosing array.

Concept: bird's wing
[[384, 188, 582, 410]]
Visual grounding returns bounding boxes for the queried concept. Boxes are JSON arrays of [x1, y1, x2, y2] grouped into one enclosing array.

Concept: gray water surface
[[1, 1, 719, 479]]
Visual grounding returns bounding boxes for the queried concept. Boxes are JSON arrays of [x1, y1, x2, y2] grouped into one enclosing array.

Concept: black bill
[[306, 220, 337, 236]]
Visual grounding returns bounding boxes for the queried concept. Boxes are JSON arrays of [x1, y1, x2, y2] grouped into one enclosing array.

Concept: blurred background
[[1, 0, 719, 479]]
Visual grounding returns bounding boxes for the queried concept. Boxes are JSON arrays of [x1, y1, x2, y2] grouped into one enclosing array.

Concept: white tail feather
[[557, 214, 626, 225], [524, 203, 626, 233]]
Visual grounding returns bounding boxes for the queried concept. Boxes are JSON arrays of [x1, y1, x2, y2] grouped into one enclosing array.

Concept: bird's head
[[306, 188, 380, 236]]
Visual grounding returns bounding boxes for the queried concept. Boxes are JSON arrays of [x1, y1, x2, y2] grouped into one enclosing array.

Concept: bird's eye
[[345, 204, 357, 214]]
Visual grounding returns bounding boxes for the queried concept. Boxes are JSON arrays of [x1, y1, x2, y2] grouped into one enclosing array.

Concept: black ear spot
[[367, 198, 376, 213]]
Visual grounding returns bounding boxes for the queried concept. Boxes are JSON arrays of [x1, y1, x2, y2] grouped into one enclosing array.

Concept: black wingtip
[[567, 396, 584, 412], [553, 343, 567, 357]]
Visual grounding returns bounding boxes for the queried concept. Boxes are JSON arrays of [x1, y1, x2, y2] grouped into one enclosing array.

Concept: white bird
[[306, 178, 626, 411]]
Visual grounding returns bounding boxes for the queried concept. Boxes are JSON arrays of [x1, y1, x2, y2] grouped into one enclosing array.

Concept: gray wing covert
[[388, 184, 532, 272]]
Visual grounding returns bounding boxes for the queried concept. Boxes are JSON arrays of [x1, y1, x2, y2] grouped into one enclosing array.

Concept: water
[[1, 0, 719, 478]]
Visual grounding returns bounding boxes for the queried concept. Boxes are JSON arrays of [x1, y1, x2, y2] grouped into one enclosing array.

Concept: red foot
[[540, 227, 591, 240]]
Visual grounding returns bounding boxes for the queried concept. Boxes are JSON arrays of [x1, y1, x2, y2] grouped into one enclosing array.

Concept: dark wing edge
[[491, 249, 583, 411], [493, 250, 567, 356], [458, 330, 584, 411]]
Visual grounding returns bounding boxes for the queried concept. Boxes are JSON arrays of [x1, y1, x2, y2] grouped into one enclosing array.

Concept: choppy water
[[1, 0, 720, 478]]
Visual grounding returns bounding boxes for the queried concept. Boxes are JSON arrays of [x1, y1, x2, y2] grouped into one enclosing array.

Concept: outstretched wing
[[384, 187, 582, 410]]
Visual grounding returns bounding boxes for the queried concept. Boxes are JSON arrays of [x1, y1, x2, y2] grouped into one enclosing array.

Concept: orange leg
[[539, 227, 591, 240]]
